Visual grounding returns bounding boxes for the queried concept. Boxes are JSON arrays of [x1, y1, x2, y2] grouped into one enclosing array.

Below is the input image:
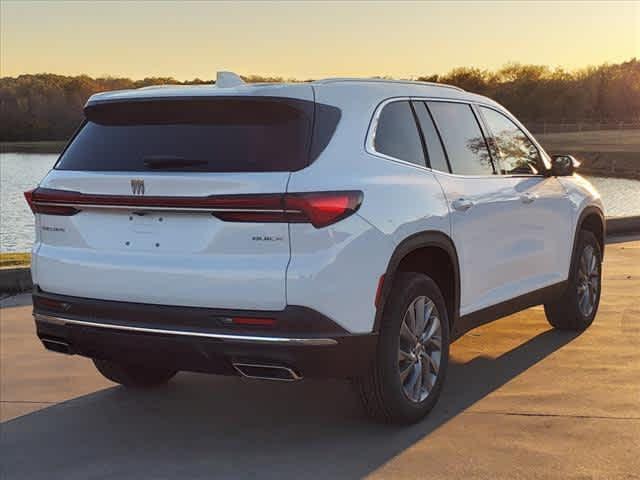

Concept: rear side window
[[427, 102, 494, 176], [412, 101, 450, 173], [56, 98, 339, 172], [373, 101, 425, 167], [479, 107, 541, 175]]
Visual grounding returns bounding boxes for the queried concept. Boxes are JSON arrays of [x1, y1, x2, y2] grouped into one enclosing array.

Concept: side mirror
[[551, 154, 580, 176]]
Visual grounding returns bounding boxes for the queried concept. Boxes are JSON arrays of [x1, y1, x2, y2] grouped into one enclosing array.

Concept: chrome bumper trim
[[34, 313, 338, 346]]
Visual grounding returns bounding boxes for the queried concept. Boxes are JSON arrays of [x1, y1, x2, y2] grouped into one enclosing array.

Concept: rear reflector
[[24, 188, 363, 228], [232, 317, 277, 327], [35, 297, 71, 312]]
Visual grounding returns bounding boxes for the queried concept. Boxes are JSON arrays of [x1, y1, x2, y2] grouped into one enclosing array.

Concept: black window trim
[[475, 104, 547, 177], [408, 101, 430, 169], [417, 101, 453, 174]]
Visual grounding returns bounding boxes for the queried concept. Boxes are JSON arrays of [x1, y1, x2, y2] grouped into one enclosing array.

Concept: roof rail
[[313, 77, 464, 92]]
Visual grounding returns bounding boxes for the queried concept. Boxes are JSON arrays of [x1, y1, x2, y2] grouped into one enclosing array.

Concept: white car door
[[415, 100, 526, 316], [477, 105, 573, 293]]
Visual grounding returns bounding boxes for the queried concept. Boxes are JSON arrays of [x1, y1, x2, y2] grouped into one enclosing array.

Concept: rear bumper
[[33, 290, 377, 379]]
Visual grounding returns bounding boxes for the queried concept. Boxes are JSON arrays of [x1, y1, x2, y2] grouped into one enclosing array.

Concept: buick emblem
[[130, 179, 145, 195]]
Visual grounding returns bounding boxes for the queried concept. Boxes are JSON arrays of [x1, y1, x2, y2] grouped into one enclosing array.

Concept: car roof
[[85, 72, 499, 109], [311, 77, 463, 92]]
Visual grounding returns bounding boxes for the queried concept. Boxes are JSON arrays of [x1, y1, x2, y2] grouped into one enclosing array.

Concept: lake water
[[1, 153, 639, 252]]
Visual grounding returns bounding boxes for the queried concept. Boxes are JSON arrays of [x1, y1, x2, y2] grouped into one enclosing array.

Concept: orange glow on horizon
[[1, 1, 638, 80]]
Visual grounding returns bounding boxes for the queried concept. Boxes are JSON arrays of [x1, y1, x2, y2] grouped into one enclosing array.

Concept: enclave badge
[[130, 179, 145, 195]]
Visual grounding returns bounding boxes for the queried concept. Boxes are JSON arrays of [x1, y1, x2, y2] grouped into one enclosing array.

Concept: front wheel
[[355, 272, 450, 424], [93, 359, 177, 388], [544, 230, 602, 331]]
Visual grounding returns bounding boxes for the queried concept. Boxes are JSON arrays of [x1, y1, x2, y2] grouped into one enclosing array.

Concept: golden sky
[[1, 0, 638, 80]]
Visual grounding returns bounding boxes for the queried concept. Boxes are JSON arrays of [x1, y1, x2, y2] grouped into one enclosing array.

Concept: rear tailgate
[[32, 93, 315, 310]]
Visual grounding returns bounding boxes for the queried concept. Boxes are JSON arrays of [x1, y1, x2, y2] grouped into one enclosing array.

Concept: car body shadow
[[1, 328, 578, 480], [0, 292, 32, 308]]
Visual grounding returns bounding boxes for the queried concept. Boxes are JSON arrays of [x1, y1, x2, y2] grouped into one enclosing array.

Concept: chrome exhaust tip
[[232, 362, 302, 382]]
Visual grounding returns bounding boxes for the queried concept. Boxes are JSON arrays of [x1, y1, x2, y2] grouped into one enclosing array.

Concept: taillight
[[284, 191, 363, 228], [24, 189, 35, 213], [213, 191, 362, 227], [24, 188, 81, 216], [30, 204, 81, 216], [23, 188, 363, 227]]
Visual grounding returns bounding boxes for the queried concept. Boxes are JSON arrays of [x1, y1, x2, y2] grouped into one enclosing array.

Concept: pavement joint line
[[464, 410, 640, 421]]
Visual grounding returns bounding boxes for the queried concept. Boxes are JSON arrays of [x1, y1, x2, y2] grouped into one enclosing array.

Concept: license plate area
[[123, 211, 163, 250], [129, 211, 161, 234]]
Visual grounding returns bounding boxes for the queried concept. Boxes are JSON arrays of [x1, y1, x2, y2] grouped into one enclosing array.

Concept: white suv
[[27, 73, 605, 424]]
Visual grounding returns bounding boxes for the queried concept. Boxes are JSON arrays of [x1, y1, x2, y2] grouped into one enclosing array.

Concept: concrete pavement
[[1, 238, 639, 479]]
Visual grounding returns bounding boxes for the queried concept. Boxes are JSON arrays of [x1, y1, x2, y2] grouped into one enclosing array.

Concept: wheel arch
[[374, 231, 460, 333], [572, 206, 606, 268]]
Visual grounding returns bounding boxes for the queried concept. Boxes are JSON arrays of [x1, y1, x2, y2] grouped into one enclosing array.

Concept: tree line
[[0, 59, 638, 141]]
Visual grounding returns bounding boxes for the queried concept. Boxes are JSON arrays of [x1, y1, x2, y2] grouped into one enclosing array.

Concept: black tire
[[544, 230, 602, 331], [93, 358, 177, 388], [355, 272, 450, 424]]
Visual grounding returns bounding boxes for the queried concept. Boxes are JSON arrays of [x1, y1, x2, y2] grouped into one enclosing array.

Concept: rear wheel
[[93, 359, 177, 388], [544, 230, 602, 331], [355, 272, 450, 424]]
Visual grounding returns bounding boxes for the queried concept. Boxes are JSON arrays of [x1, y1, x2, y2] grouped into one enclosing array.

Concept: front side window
[[427, 102, 494, 176], [373, 101, 425, 167], [480, 107, 541, 175]]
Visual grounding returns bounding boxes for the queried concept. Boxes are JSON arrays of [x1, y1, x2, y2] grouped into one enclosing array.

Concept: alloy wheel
[[398, 295, 442, 403], [577, 244, 600, 317]]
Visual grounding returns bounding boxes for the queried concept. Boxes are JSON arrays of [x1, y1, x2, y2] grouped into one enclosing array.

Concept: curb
[[1, 216, 639, 296], [0, 268, 33, 295], [607, 215, 640, 236]]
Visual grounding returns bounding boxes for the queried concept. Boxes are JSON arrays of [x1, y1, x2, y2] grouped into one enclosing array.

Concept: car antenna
[[216, 71, 245, 88]]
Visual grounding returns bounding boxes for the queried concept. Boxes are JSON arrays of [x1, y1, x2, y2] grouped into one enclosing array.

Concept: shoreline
[[3, 140, 639, 180]]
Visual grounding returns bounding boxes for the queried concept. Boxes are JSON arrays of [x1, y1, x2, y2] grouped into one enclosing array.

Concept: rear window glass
[[56, 98, 338, 172], [373, 101, 425, 167]]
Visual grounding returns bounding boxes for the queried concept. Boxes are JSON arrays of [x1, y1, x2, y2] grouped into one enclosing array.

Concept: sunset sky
[[1, 0, 638, 80]]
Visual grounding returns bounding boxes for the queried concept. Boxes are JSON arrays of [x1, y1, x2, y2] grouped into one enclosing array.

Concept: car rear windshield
[[56, 97, 339, 172]]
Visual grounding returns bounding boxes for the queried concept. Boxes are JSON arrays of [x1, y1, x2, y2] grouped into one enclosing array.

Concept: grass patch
[[1, 141, 66, 154], [536, 129, 640, 154], [0, 252, 31, 268]]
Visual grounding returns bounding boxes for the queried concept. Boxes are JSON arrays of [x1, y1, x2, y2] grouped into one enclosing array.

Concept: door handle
[[520, 193, 537, 204], [452, 198, 474, 212]]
